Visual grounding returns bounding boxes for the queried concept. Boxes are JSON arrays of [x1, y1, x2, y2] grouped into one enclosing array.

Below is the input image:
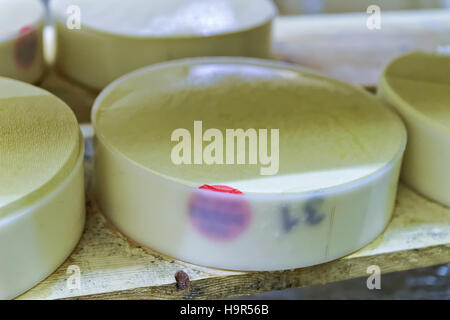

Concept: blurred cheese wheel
[[92, 57, 406, 271], [50, 0, 277, 89], [379, 51, 450, 206], [0, 77, 85, 299], [0, 0, 45, 83]]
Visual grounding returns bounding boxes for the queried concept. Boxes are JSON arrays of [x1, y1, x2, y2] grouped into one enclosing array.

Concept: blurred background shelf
[[274, 0, 449, 15], [273, 9, 450, 86], [20, 9, 450, 299]]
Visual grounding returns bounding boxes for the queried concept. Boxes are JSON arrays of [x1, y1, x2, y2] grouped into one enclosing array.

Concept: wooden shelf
[[18, 10, 450, 299]]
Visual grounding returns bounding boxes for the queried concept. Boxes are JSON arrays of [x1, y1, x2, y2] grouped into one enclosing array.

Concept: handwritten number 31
[[281, 198, 325, 233]]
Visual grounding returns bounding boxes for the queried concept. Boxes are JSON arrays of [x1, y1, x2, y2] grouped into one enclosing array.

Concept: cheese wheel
[[50, 0, 277, 89], [379, 51, 450, 206], [92, 57, 406, 271], [0, 0, 45, 83], [0, 77, 85, 299]]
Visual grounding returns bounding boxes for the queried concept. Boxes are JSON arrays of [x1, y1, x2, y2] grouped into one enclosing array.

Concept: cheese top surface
[[0, 0, 45, 40], [50, 0, 277, 37], [382, 51, 450, 130], [0, 78, 80, 213], [94, 59, 406, 193]]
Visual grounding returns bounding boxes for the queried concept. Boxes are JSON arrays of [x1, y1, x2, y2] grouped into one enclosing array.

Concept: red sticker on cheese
[[14, 26, 38, 69], [189, 185, 251, 241], [198, 185, 243, 194]]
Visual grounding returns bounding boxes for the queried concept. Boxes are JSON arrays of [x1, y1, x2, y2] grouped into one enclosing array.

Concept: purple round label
[[189, 187, 251, 242], [14, 26, 38, 69]]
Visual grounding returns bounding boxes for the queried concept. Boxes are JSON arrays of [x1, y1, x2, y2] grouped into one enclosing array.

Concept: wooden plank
[[16, 10, 450, 300]]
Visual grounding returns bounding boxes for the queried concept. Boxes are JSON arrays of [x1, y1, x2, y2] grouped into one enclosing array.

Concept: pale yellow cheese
[[51, 0, 276, 37], [94, 59, 406, 193], [0, 0, 45, 83], [50, 0, 276, 89], [379, 51, 450, 206], [0, 0, 44, 40], [382, 51, 450, 130], [0, 77, 80, 215]]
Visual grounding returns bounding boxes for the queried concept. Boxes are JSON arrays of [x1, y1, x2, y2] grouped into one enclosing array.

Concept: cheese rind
[[50, 0, 276, 89], [0, 0, 44, 40], [379, 51, 450, 206], [94, 59, 406, 193], [92, 58, 406, 271], [0, 0, 45, 83], [50, 0, 276, 37], [0, 78, 85, 299], [0, 78, 80, 215]]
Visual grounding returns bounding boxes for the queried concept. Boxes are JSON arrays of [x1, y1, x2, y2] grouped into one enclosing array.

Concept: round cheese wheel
[[93, 58, 406, 271], [0, 0, 45, 83], [379, 51, 450, 206], [50, 0, 277, 89], [0, 77, 85, 299]]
